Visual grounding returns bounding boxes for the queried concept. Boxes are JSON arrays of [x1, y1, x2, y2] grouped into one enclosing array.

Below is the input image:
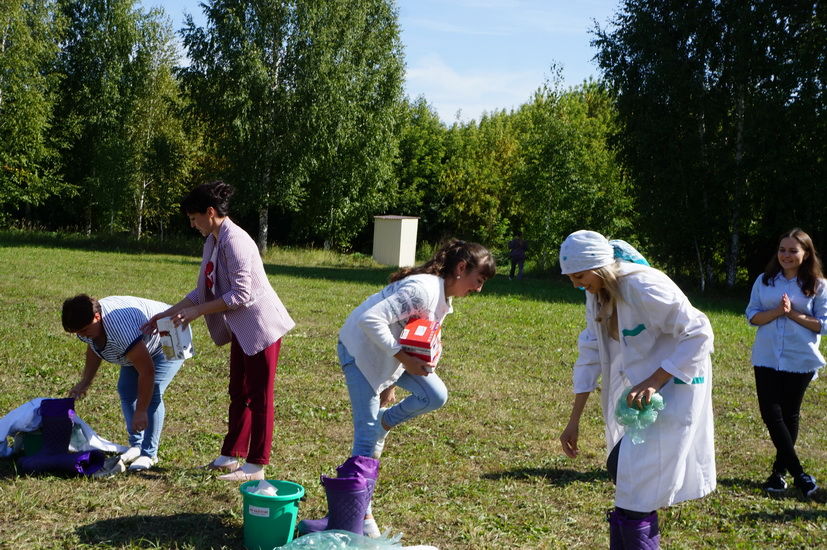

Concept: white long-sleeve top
[[339, 274, 452, 393]]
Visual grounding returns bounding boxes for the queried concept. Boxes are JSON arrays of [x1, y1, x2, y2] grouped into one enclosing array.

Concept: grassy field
[[1, 232, 826, 549]]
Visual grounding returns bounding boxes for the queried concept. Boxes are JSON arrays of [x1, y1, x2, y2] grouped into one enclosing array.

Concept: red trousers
[[221, 336, 281, 464]]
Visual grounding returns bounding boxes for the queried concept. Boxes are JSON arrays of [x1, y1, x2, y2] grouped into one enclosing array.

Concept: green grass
[[1, 232, 826, 549]]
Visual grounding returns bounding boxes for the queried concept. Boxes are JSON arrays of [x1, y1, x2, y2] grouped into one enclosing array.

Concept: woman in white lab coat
[[558, 230, 716, 549]]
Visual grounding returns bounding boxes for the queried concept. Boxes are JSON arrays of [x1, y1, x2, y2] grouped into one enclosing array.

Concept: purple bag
[[16, 398, 105, 476]]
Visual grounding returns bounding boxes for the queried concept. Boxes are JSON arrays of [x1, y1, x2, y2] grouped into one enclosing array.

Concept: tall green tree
[[180, 0, 298, 251], [437, 110, 521, 246], [594, 0, 826, 288], [288, 0, 404, 248], [122, 10, 192, 239], [54, 0, 143, 233], [513, 80, 632, 269], [0, 0, 68, 217], [181, 0, 404, 251], [394, 96, 447, 243]]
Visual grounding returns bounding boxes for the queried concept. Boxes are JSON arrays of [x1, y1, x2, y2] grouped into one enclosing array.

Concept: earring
[[456, 275, 461, 279]]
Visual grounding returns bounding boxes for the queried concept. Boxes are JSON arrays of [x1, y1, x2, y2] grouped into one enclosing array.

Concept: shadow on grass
[[0, 229, 203, 257], [1, 229, 748, 310], [482, 466, 610, 486], [77, 512, 240, 549], [719, 477, 827, 504], [741, 508, 827, 522], [717, 477, 764, 492]]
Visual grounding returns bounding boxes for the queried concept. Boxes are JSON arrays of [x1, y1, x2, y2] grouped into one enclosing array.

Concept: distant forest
[[2, 0, 824, 288]]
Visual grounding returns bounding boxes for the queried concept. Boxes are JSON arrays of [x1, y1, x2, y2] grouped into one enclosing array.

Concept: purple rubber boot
[[298, 456, 380, 535], [609, 509, 661, 549], [38, 398, 75, 454], [607, 509, 624, 549], [321, 475, 372, 535]]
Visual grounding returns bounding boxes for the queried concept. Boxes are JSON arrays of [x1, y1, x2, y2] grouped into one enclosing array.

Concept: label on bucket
[[248, 504, 270, 518]]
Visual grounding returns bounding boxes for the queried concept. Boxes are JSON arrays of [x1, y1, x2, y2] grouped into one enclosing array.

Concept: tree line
[[1, 0, 823, 288]]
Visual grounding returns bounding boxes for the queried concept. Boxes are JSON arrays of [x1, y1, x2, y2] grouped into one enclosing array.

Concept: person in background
[[299, 239, 496, 537], [746, 227, 826, 497], [558, 230, 715, 549], [508, 230, 527, 280], [143, 181, 295, 482], [64, 294, 185, 471]]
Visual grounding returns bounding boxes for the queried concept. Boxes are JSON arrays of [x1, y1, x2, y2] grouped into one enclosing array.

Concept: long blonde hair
[[592, 262, 623, 340]]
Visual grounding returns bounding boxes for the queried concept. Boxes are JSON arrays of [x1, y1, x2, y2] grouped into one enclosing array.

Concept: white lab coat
[[573, 263, 716, 512]]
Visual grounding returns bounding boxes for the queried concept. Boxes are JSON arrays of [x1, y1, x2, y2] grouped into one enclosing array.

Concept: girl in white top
[[319, 239, 495, 536], [559, 230, 716, 550]]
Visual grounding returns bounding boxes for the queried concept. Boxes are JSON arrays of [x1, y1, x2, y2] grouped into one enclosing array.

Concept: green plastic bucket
[[239, 479, 305, 550]]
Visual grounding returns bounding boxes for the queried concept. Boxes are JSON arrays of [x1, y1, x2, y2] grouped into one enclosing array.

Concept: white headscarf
[[559, 230, 614, 275]]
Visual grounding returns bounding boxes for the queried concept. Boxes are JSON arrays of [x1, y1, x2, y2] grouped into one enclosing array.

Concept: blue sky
[[142, 0, 620, 123]]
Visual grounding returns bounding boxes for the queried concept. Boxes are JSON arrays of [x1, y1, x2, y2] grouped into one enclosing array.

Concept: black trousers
[[754, 366, 814, 477]]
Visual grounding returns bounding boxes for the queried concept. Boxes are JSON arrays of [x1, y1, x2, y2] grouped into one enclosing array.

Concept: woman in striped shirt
[[64, 294, 185, 471]]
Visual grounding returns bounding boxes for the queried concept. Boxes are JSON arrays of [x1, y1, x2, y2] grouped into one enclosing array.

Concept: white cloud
[[405, 54, 545, 123]]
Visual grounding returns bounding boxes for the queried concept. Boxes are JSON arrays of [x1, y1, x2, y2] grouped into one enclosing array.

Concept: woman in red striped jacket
[[144, 181, 295, 481]]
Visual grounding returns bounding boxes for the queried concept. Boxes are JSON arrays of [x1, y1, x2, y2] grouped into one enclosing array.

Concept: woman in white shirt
[[300, 239, 495, 537], [559, 230, 715, 550], [746, 228, 827, 497]]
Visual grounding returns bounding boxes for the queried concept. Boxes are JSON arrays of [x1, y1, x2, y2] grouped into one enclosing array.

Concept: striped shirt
[[77, 296, 171, 366], [185, 217, 295, 356]]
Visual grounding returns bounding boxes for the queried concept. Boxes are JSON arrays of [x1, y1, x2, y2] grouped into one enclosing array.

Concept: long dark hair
[[762, 228, 824, 296], [389, 239, 496, 283], [180, 180, 235, 216]]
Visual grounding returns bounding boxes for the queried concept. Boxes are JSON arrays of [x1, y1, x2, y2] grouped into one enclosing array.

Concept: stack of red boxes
[[399, 318, 441, 370]]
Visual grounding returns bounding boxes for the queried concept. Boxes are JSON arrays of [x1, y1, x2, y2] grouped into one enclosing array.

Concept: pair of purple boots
[[297, 455, 380, 536], [608, 509, 660, 549], [17, 398, 104, 475]]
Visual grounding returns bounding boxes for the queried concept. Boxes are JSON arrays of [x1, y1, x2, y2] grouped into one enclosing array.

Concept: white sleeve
[[357, 281, 430, 357], [572, 296, 602, 393], [811, 280, 827, 335], [745, 275, 765, 324], [573, 325, 602, 393], [632, 274, 713, 383]]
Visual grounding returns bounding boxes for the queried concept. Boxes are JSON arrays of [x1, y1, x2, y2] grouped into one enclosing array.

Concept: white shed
[[372, 215, 419, 267]]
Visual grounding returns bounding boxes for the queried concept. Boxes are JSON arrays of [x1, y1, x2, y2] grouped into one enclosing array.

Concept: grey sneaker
[[119, 446, 141, 465], [128, 455, 158, 471], [794, 473, 817, 497], [92, 456, 126, 478]]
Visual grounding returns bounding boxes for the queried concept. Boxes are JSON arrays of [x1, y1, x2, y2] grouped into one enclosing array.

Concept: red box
[[399, 319, 441, 365]]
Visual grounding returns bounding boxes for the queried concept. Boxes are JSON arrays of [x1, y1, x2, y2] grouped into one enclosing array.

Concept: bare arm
[[68, 346, 103, 399], [626, 367, 673, 409], [560, 392, 590, 458], [170, 297, 229, 328], [393, 350, 434, 377], [142, 297, 196, 334], [124, 341, 155, 433]]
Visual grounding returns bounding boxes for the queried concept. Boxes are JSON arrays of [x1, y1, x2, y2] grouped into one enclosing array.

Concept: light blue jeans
[[117, 351, 183, 458], [339, 341, 448, 457]]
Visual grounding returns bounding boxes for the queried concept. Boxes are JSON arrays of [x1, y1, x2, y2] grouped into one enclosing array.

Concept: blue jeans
[[117, 352, 183, 458], [339, 341, 448, 457]]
